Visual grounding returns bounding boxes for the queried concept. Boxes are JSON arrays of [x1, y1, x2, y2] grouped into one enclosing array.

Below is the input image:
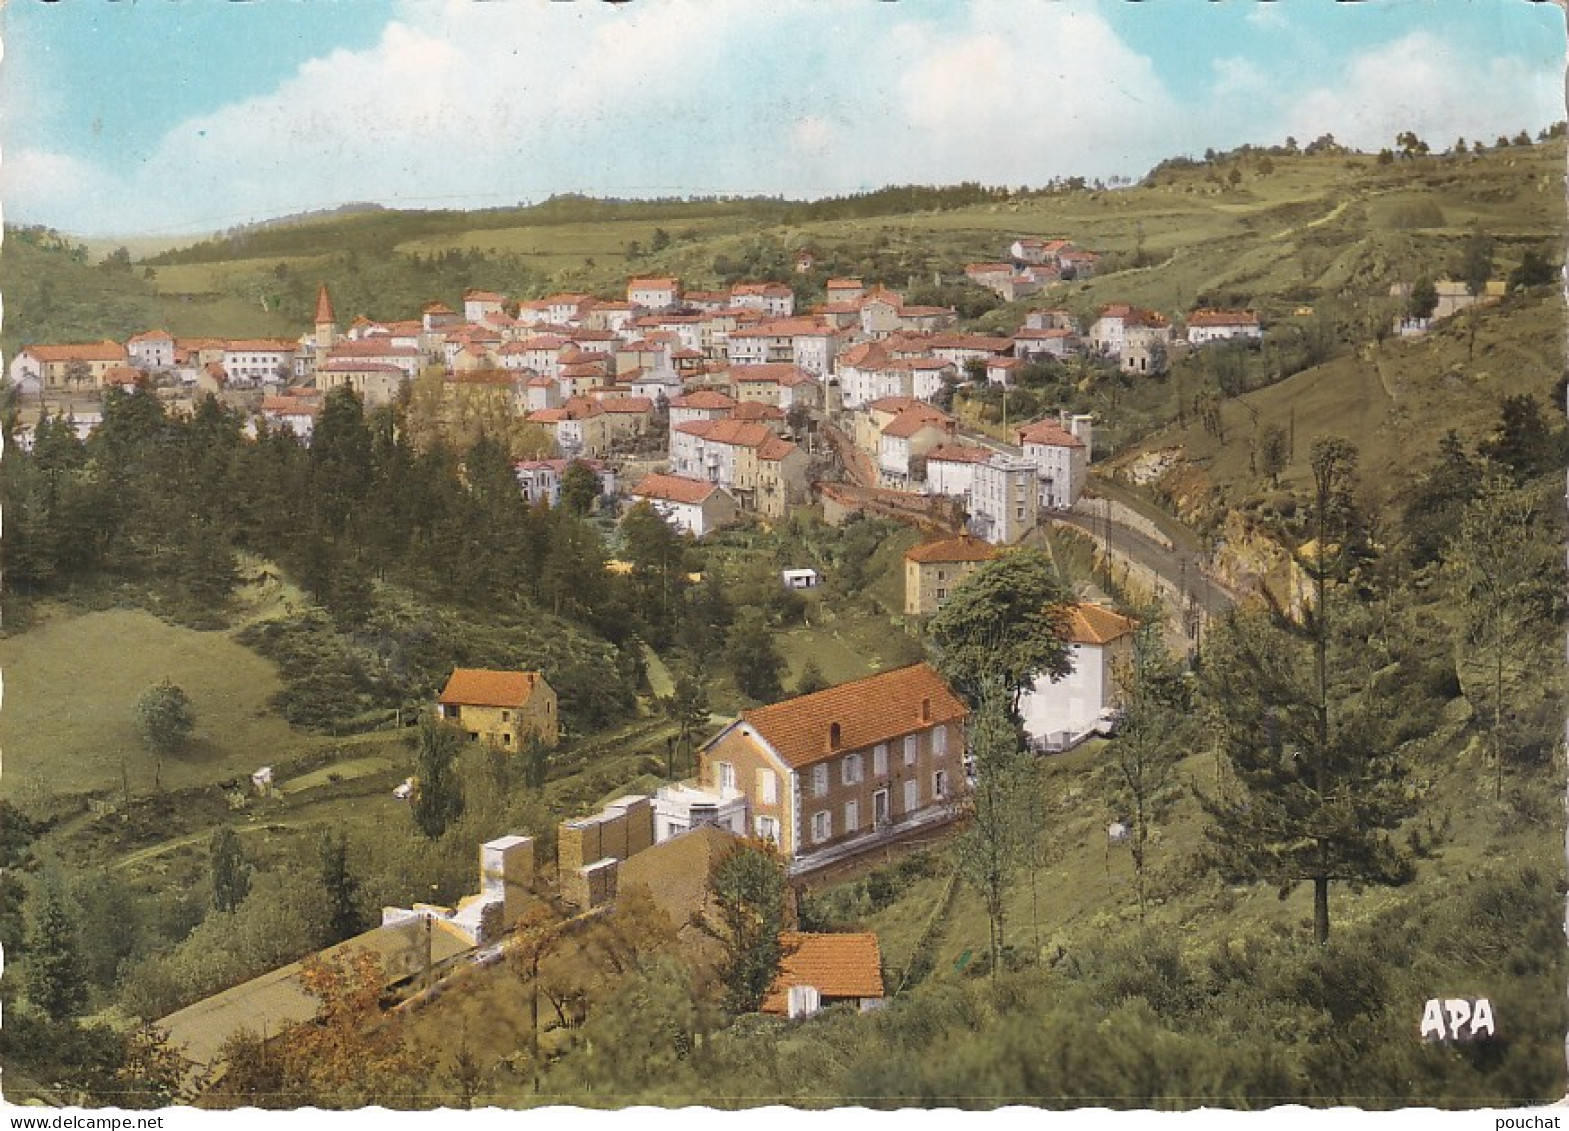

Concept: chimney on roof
[[921, 697, 932, 723]]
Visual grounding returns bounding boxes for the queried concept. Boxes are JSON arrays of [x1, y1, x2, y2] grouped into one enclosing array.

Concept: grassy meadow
[[0, 606, 307, 799]]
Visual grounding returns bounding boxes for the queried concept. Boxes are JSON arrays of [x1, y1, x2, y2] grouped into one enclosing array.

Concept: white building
[[730, 282, 796, 319], [652, 781, 749, 843], [222, 339, 298, 386], [627, 276, 682, 310], [127, 330, 176, 372], [629, 473, 739, 538], [968, 454, 1038, 545], [1186, 309, 1263, 345], [1019, 604, 1138, 752], [1015, 413, 1092, 510], [463, 290, 507, 324], [923, 444, 992, 500]]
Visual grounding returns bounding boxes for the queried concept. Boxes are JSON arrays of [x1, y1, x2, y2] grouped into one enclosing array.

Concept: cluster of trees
[[2, 387, 650, 730]]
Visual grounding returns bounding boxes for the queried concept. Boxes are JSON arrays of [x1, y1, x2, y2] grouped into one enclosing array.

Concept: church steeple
[[313, 283, 338, 351]]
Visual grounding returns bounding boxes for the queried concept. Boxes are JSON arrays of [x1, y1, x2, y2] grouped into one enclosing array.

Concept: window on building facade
[[813, 763, 829, 797], [718, 762, 736, 791], [873, 744, 887, 777], [841, 753, 863, 785], [758, 768, 778, 804], [904, 778, 919, 813], [844, 799, 859, 834], [813, 810, 832, 843], [904, 734, 919, 765], [934, 770, 948, 800], [756, 815, 779, 843]]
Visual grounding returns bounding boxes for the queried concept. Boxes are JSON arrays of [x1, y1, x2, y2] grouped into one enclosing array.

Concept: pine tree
[[210, 827, 250, 913], [318, 830, 363, 945], [26, 876, 86, 1021], [1104, 618, 1191, 919], [1445, 473, 1561, 797], [1198, 439, 1414, 944], [410, 716, 465, 840]]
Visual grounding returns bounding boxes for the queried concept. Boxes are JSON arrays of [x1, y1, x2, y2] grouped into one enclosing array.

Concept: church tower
[[314, 283, 339, 352]]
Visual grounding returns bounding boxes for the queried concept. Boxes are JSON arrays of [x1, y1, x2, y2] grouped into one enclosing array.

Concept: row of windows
[[812, 729, 947, 797], [811, 771, 948, 844]]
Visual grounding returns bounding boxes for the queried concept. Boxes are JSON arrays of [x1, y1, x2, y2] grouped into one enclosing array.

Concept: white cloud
[[1246, 5, 1290, 31], [1212, 57, 1270, 100], [1284, 32, 1562, 152], [4, 7, 1562, 236], [0, 145, 112, 231]]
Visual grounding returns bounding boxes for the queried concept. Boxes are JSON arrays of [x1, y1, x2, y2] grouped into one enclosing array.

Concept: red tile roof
[[101, 365, 144, 386], [21, 340, 127, 363], [730, 402, 787, 422], [924, 444, 993, 465], [438, 668, 547, 708], [599, 396, 654, 414], [738, 662, 966, 770], [756, 436, 799, 462], [760, 933, 884, 1014], [1016, 419, 1085, 448], [328, 341, 420, 359], [671, 390, 738, 410], [261, 395, 319, 416], [225, 339, 298, 352], [904, 533, 1000, 564], [1062, 604, 1138, 645], [631, 473, 721, 506], [1187, 308, 1260, 328], [882, 409, 952, 440]]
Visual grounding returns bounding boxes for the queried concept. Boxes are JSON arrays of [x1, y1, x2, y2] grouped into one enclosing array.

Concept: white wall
[[1019, 641, 1107, 747]]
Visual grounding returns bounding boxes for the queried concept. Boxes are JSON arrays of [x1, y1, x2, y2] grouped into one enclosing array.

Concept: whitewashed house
[[628, 473, 739, 538], [1019, 604, 1138, 752], [1185, 309, 1263, 345], [1015, 414, 1092, 510]]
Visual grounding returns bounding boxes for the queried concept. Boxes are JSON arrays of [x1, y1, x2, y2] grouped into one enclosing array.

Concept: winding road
[[957, 426, 1241, 622]]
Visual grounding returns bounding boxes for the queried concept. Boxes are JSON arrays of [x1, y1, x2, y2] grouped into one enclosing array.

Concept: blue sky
[[1, 0, 1562, 237]]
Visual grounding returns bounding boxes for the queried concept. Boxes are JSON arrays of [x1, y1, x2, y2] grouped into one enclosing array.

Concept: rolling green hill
[[7, 141, 1558, 364]]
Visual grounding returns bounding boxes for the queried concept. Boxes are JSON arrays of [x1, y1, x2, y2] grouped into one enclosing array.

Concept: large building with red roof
[[696, 662, 968, 871]]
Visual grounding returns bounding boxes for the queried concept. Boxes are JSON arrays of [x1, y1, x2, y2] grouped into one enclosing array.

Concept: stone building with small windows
[[903, 533, 1000, 616], [436, 668, 559, 751], [695, 663, 968, 873]]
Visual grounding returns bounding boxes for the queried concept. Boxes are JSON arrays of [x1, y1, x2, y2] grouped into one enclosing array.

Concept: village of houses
[[11, 236, 1269, 1066]]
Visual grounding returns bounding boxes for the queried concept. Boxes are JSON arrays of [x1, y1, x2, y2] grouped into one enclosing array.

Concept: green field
[[0, 606, 309, 799]]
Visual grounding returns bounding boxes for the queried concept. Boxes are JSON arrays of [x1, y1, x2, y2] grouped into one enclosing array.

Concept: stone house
[[436, 668, 560, 751], [903, 533, 999, 616]]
